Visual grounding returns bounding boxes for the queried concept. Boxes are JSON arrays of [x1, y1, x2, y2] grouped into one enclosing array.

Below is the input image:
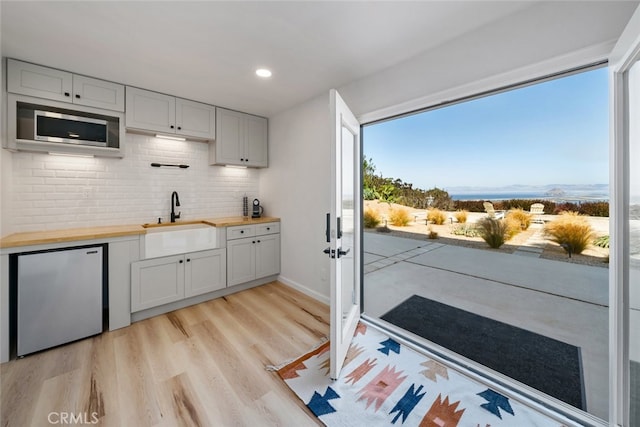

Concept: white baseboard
[[278, 275, 329, 305]]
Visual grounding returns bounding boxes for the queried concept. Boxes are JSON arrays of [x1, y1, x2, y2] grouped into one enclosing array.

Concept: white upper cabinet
[[175, 98, 217, 140], [7, 59, 124, 112], [210, 107, 268, 167], [125, 87, 216, 140], [72, 75, 125, 112], [246, 114, 268, 167], [126, 88, 175, 134]]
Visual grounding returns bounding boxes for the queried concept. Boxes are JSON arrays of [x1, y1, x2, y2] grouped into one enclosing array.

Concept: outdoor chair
[[529, 203, 545, 223], [483, 202, 505, 219]]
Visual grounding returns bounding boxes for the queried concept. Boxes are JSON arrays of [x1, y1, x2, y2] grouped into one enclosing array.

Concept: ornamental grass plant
[[363, 207, 382, 228], [389, 207, 411, 226], [454, 210, 468, 224], [504, 216, 523, 240], [506, 208, 532, 230], [477, 217, 508, 249], [544, 211, 595, 255], [427, 208, 447, 225]]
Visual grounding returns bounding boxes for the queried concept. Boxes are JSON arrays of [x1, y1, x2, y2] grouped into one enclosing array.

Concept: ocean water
[[451, 193, 545, 201], [451, 193, 609, 202]]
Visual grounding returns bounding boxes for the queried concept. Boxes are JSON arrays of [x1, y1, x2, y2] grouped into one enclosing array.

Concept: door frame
[[609, 6, 640, 425]]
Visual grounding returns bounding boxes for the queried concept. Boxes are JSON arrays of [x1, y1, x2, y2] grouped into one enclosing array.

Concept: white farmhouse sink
[[143, 223, 218, 259]]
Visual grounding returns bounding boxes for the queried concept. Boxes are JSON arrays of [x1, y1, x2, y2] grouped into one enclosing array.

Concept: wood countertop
[[0, 216, 280, 249], [202, 216, 280, 227]]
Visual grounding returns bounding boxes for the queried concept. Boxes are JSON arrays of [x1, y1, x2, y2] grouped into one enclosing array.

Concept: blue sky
[[362, 67, 609, 192]]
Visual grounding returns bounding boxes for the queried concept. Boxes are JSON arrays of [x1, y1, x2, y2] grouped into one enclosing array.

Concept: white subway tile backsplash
[[7, 133, 260, 232]]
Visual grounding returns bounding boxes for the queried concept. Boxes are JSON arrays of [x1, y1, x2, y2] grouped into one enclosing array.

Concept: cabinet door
[[227, 238, 256, 286], [175, 98, 216, 140], [125, 87, 176, 134], [255, 234, 281, 279], [214, 107, 245, 166], [245, 115, 268, 167], [73, 75, 125, 112], [185, 249, 226, 298], [131, 255, 184, 312], [7, 59, 73, 102]]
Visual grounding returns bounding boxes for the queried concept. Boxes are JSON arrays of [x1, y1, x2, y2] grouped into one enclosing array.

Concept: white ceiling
[[0, 1, 637, 118]]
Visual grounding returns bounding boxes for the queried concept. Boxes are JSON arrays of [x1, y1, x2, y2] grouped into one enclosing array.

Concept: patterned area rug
[[275, 322, 571, 426]]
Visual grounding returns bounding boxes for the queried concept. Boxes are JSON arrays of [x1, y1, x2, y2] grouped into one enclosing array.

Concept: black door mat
[[381, 294, 586, 410]]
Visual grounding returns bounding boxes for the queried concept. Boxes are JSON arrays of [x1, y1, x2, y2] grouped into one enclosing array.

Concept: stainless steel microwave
[[34, 110, 108, 147]]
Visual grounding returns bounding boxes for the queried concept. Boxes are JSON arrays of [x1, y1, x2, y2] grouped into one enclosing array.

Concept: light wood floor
[[1, 282, 328, 427]]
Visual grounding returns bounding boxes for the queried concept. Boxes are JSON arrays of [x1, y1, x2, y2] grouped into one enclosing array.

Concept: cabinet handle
[[179, 259, 183, 263], [252, 241, 256, 244], [170, 125, 175, 129], [240, 158, 245, 161], [245, 158, 249, 162], [240, 230, 244, 234], [186, 258, 191, 262], [257, 240, 261, 243], [266, 227, 270, 230], [75, 94, 80, 99], [178, 126, 182, 130], [64, 92, 70, 97]]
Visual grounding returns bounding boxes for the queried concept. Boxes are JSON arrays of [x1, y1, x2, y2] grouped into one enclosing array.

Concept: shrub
[[454, 210, 468, 224], [506, 208, 532, 231], [451, 224, 480, 237], [553, 202, 580, 215], [363, 207, 382, 228], [428, 227, 438, 239], [580, 201, 609, 217], [363, 187, 377, 201], [389, 207, 411, 226], [477, 218, 508, 248], [544, 212, 595, 255], [427, 208, 447, 225], [593, 235, 610, 248], [452, 200, 486, 213]]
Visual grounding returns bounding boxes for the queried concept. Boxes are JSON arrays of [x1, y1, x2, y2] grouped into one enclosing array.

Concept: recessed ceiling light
[[256, 68, 272, 78]]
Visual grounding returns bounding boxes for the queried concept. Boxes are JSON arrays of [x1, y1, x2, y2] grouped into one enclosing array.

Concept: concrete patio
[[363, 231, 609, 419]]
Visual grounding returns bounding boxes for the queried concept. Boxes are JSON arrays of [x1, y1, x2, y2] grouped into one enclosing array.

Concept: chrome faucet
[[171, 191, 181, 223]]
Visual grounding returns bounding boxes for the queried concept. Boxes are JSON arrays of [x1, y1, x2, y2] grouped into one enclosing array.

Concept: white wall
[[341, 1, 638, 122], [0, 149, 11, 237], [260, 93, 330, 303], [4, 134, 260, 233]]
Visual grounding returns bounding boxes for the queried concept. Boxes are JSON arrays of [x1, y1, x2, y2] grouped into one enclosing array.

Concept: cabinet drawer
[[256, 222, 279, 236], [227, 225, 255, 240]]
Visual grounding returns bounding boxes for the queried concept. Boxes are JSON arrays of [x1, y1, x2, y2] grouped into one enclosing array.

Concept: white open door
[[609, 5, 640, 426], [327, 89, 361, 380]]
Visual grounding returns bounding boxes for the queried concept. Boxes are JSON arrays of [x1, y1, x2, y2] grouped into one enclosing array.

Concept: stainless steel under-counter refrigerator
[[16, 245, 104, 356]]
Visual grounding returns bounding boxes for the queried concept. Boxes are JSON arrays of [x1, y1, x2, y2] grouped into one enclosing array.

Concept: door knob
[[337, 247, 350, 258]]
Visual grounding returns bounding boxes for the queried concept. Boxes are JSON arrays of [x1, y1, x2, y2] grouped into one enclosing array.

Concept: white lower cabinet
[[226, 222, 280, 287], [131, 248, 225, 312], [184, 249, 226, 298], [255, 233, 281, 279], [227, 238, 256, 286]]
